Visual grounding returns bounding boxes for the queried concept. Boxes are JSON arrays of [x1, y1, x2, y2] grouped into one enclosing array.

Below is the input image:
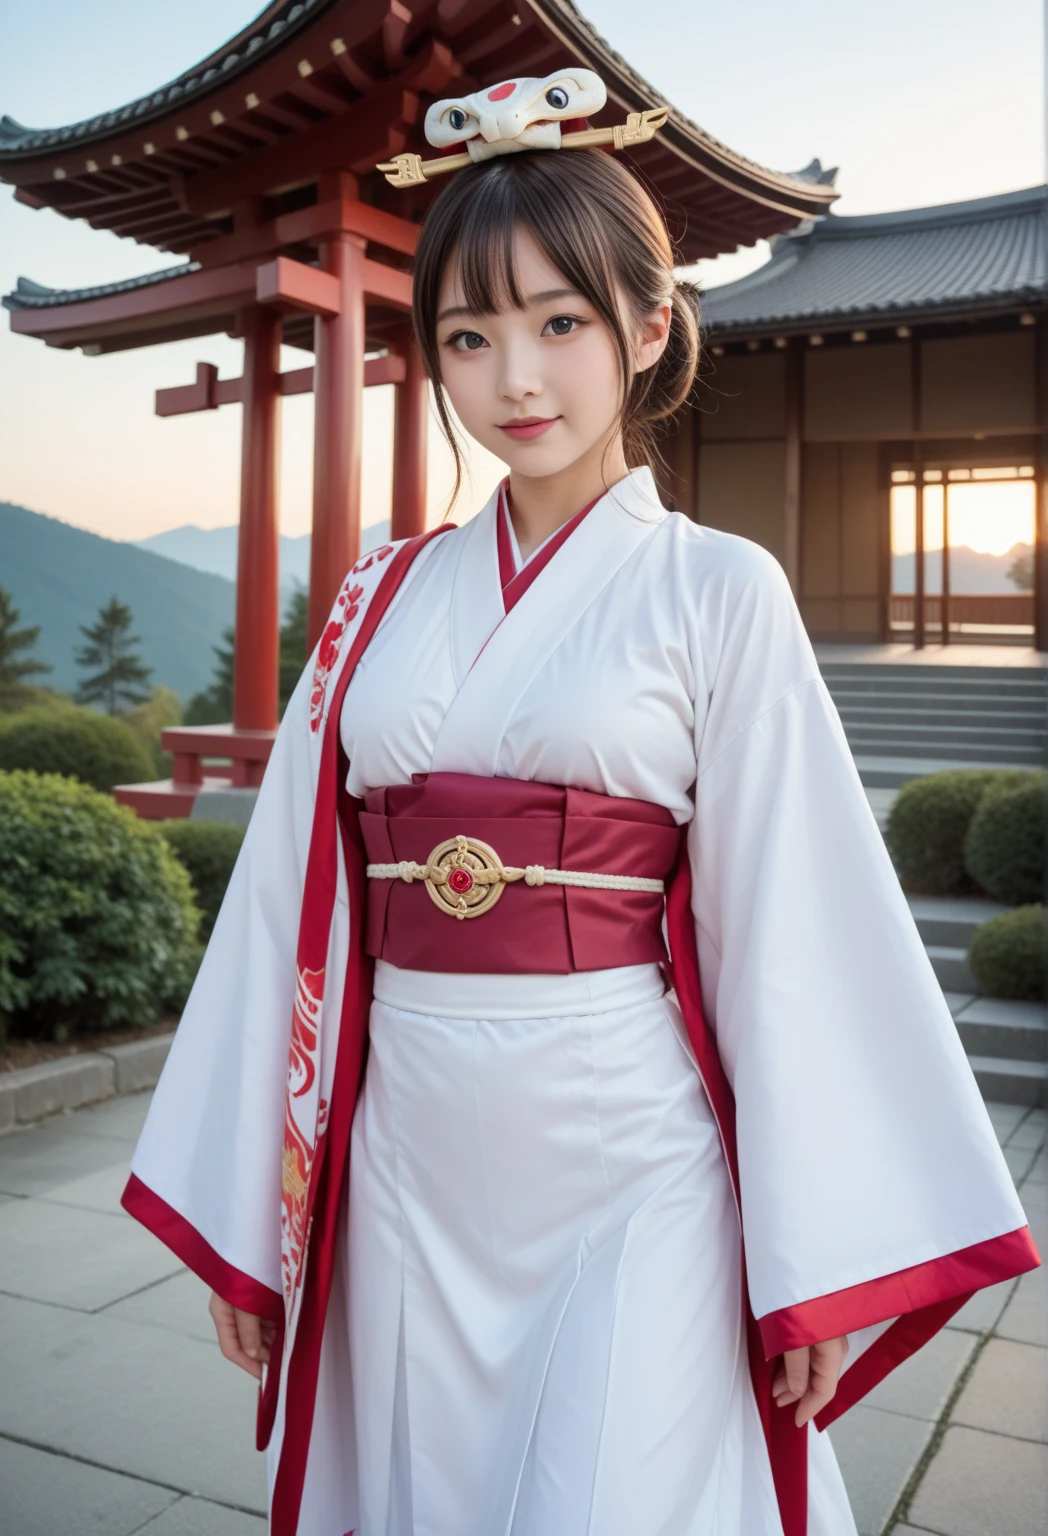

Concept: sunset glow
[[891, 480, 1035, 557]]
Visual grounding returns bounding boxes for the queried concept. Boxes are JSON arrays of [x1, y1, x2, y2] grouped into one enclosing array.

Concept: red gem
[[448, 867, 474, 894]]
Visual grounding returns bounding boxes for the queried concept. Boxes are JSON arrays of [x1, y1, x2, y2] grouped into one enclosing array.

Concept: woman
[[123, 71, 1038, 1536]]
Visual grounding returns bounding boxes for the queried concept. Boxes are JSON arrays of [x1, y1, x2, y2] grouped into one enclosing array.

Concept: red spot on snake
[[487, 81, 516, 101]]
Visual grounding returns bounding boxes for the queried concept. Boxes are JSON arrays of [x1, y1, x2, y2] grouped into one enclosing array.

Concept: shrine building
[[676, 186, 1048, 652], [0, 0, 839, 814]]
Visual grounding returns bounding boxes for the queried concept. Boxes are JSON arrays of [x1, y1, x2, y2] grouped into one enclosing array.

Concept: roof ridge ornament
[[376, 68, 668, 187]]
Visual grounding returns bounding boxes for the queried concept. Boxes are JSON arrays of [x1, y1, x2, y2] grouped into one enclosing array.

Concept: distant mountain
[[0, 502, 235, 704], [134, 519, 392, 596], [892, 543, 1033, 595]]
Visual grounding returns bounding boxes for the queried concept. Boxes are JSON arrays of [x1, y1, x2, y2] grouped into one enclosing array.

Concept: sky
[[0, 0, 1043, 544]]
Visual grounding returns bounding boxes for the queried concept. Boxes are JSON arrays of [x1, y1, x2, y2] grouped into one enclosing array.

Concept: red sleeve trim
[[121, 1172, 284, 1325], [754, 1225, 1040, 1432], [759, 1225, 1039, 1358]]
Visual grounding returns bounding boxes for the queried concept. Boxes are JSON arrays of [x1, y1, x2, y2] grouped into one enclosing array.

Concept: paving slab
[[827, 1405, 933, 1536], [0, 1435, 177, 1536], [948, 1276, 1017, 1334], [1006, 1144, 1043, 1183], [71, 1090, 152, 1145], [133, 1495, 267, 1535], [0, 1197, 182, 1311], [865, 1325, 977, 1421], [0, 1293, 267, 1511], [0, 1120, 133, 1198], [1008, 1117, 1048, 1152], [987, 1102, 1029, 1142], [34, 1158, 133, 1217], [997, 1265, 1048, 1346], [103, 1265, 217, 1345], [951, 1337, 1047, 1443], [909, 1423, 1048, 1536]]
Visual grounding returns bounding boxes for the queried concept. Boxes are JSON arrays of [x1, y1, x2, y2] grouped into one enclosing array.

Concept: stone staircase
[[907, 896, 1048, 1107], [820, 663, 1048, 788]]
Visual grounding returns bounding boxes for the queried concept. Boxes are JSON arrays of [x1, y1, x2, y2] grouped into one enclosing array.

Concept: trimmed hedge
[[158, 820, 245, 942], [886, 770, 1019, 896], [968, 905, 1046, 1002], [0, 703, 155, 793], [964, 775, 1046, 906], [0, 770, 201, 1040]]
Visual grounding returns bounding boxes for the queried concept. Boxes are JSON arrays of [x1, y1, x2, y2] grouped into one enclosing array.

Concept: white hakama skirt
[[347, 961, 855, 1536]]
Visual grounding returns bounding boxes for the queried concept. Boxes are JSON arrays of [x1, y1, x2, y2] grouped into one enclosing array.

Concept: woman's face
[[434, 226, 668, 479]]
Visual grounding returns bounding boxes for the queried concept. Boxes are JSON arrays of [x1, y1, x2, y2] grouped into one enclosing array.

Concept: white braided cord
[[365, 860, 663, 893]]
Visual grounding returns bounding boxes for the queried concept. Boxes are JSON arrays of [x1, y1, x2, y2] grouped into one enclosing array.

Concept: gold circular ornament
[[423, 834, 508, 919]]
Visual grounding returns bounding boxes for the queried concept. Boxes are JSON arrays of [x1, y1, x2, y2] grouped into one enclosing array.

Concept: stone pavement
[[0, 1093, 1044, 1536]]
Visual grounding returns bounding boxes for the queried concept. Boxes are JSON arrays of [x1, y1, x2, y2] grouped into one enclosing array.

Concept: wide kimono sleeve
[[121, 655, 321, 1323], [685, 537, 1038, 1424]]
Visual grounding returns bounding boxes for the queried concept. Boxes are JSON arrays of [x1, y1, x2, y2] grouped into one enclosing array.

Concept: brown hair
[[411, 147, 701, 510]]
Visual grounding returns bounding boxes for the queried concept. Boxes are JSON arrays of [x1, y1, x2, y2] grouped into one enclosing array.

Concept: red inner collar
[[496, 480, 600, 614]]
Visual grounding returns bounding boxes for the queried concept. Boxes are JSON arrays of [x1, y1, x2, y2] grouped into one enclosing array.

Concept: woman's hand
[[772, 1335, 849, 1427], [208, 1291, 277, 1381]]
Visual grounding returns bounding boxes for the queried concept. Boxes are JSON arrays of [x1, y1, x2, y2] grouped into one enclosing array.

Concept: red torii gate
[[0, 0, 836, 815]]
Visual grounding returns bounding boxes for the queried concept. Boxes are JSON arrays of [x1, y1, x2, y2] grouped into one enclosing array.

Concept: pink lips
[[498, 416, 560, 441]]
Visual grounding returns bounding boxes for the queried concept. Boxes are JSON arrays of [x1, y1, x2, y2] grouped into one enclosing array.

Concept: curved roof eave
[[0, 0, 837, 226], [0, 0, 328, 156]]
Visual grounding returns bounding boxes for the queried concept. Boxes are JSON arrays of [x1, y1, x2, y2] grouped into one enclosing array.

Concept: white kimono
[[124, 465, 1037, 1536]]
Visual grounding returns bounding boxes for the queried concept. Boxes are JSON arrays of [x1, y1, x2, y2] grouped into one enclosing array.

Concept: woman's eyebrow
[[436, 287, 583, 324]]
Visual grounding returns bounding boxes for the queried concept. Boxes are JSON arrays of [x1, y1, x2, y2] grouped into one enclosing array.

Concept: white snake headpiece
[[425, 69, 606, 161], [376, 68, 668, 188]]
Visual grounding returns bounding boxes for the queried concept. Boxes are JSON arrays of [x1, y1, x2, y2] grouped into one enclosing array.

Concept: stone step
[[842, 720, 1045, 748], [928, 944, 977, 992], [967, 1054, 1048, 1107], [835, 700, 1046, 725], [819, 664, 1048, 684], [953, 999, 1048, 1064], [854, 754, 1027, 788], [847, 738, 1043, 766], [908, 895, 1011, 948]]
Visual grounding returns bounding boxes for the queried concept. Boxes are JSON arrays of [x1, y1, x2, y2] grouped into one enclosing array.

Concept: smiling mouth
[[498, 416, 561, 439]]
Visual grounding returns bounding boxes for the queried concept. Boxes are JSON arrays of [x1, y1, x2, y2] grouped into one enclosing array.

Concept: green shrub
[[964, 775, 1047, 906], [0, 770, 201, 1040], [968, 905, 1046, 1002], [0, 703, 155, 792], [158, 819, 244, 941], [886, 770, 1021, 895]]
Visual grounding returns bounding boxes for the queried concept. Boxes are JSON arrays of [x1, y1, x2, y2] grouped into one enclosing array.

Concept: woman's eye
[[448, 330, 487, 352], [543, 315, 580, 337]]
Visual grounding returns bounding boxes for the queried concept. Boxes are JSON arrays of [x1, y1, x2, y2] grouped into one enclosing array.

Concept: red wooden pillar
[[309, 232, 366, 650], [391, 328, 429, 541], [233, 304, 282, 731]]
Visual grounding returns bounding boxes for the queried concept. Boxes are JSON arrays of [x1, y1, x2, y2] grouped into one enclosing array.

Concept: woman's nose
[[496, 347, 543, 401]]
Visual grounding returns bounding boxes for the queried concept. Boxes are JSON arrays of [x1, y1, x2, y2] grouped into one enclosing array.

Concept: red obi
[[358, 773, 683, 974]]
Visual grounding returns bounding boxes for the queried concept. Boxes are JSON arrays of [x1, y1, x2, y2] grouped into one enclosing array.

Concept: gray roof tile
[[702, 186, 1047, 335]]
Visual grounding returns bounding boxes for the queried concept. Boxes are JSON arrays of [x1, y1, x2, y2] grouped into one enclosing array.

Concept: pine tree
[[184, 585, 310, 727], [74, 597, 153, 715], [279, 584, 309, 715], [184, 627, 234, 726], [0, 587, 52, 712]]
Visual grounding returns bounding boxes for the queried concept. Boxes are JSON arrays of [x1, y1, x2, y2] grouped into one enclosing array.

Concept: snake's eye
[[544, 86, 569, 111], [448, 107, 467, 131]]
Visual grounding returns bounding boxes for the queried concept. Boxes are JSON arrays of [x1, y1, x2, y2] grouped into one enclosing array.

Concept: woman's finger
[[235, 1307, 267, 1363], [208, 1292, 263, 1380], [781, 1346, 810, 1401], [795, 1336, 849, 1426]]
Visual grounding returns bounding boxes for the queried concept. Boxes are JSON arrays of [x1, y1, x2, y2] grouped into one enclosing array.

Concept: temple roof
[[4, 264, 200, 311], [702, 185, 1047, 338], [0, 0, 837, 266]]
